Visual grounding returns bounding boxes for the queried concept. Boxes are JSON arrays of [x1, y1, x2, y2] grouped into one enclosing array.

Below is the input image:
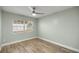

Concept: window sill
[[13, 30, 32, 33]]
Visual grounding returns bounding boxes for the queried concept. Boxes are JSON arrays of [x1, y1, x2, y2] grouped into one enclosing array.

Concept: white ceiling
[[1, 6, 74, 18]]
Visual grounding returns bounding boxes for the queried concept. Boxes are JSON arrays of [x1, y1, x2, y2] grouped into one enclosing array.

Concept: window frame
[[12, 20, 33, 33]]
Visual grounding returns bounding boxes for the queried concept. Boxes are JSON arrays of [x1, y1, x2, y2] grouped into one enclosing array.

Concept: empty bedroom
[[0, 6, 79, 53]]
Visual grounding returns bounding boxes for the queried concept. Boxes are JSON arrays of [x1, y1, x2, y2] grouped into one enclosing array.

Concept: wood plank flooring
[[0, 38, 77, 53]]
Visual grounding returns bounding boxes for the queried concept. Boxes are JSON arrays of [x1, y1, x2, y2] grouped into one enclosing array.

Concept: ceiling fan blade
[[35, 12, 45, 14], [28, 6, 33, 11], [28, 6, 46, 15]]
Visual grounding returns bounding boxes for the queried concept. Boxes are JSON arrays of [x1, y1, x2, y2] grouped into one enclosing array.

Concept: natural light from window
[[12, 20, 33, 33]]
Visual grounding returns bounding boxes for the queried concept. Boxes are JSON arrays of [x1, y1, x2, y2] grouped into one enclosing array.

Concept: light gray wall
[[0, 8, 2, 46], [38, 7, 79, 50], [2, 11, 37, 44]]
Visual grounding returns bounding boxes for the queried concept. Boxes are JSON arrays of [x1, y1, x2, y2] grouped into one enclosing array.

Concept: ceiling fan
[[28, 6, 45, 16]]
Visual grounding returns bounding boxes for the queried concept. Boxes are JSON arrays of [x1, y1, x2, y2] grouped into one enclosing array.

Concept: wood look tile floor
[[0, 38, 77, 53]]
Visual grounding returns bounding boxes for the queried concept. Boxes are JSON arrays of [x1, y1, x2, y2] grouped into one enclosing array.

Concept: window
[[13, 20, 33, 33], [26, 21, 33, 32], [13, 24, 24, 32]]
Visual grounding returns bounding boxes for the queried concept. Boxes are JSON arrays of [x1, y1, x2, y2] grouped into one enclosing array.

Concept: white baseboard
[[1, 37, 37, 47], [1, 36, 79, 52], [38, 37, 79, 52]]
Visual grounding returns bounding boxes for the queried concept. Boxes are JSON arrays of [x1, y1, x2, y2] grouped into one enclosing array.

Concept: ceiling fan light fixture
[[32, 13, 36, 16]]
